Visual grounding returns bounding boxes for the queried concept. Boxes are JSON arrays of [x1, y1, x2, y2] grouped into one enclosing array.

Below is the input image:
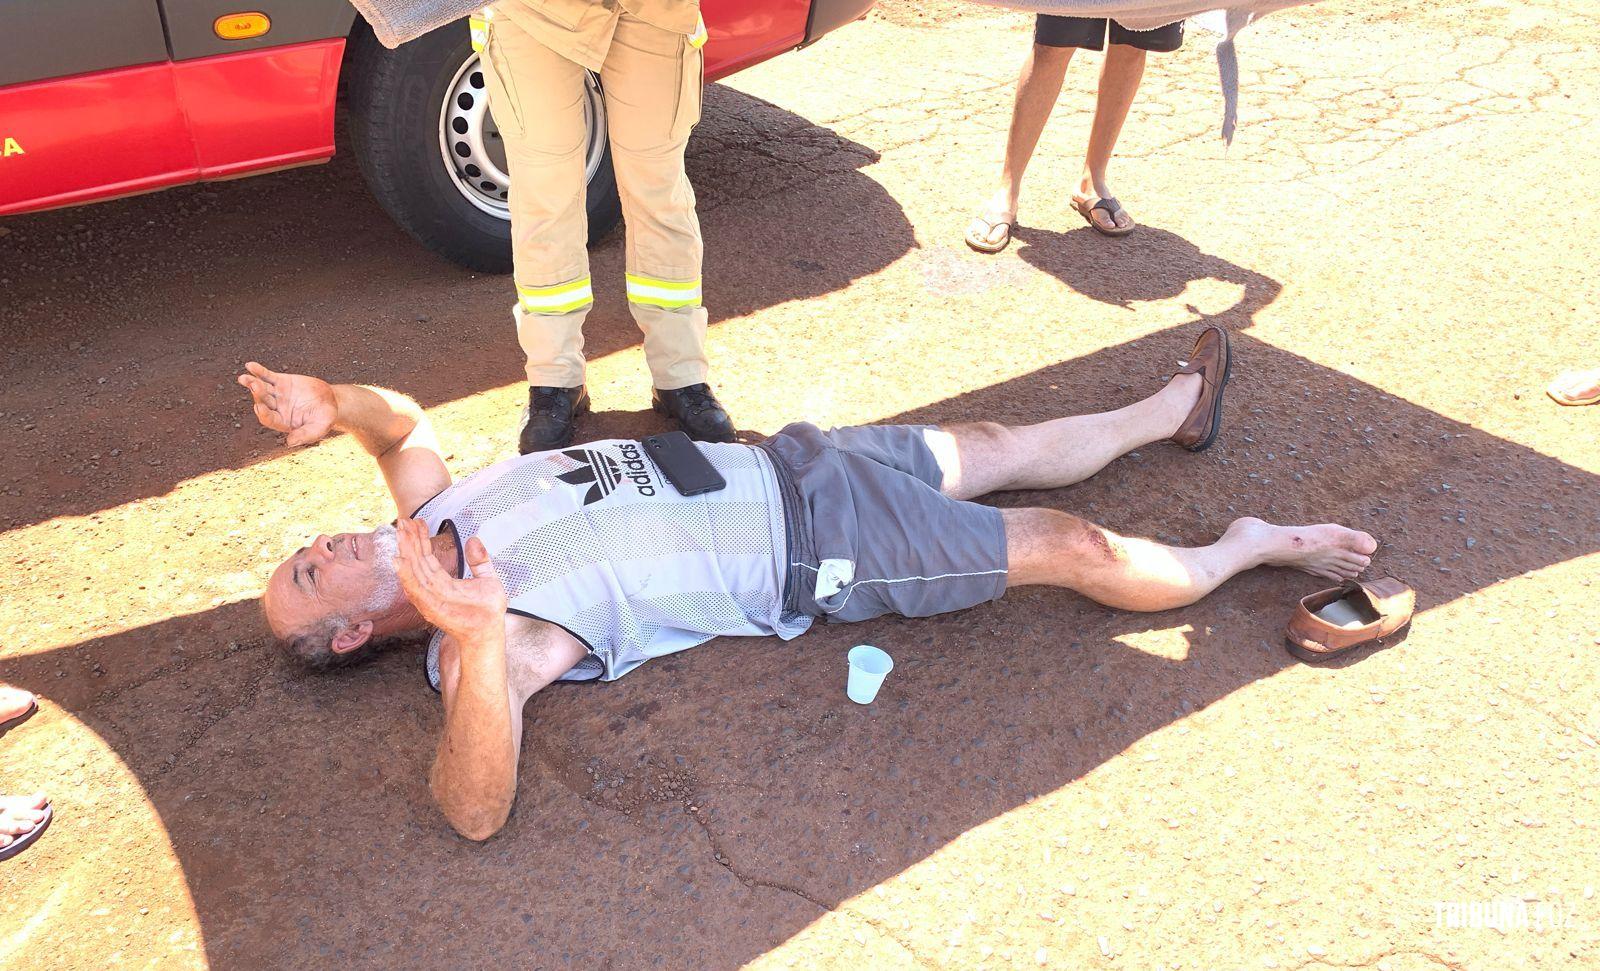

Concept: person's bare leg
[[1004, 509, 1378, 611], [930, 371, 1203, 500], [970, 44, 1075, 247], [1075, 43, 1146, 233]]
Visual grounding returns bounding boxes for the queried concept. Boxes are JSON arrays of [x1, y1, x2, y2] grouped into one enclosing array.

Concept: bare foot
[[1225, 517, 1378, 582], [0, 685, 34, 724], [0, 792, 49, 851], [1547, 367, 1600, 406]]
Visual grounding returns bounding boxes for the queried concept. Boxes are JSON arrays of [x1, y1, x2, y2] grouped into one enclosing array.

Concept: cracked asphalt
[[2, 1, 1598, 968]]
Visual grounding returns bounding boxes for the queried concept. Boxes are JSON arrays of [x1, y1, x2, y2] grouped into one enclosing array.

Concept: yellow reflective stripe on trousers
[[689, 15, 708, 49], [626, 273, 701, 309], [469, 7, 491, 52], [518, 277, 593, 314]]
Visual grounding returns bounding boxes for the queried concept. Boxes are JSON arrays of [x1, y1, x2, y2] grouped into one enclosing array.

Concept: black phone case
[[642, 432, 727, 496]]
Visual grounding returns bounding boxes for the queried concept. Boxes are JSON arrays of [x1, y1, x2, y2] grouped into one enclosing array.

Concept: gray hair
[[281, 612, 365, 671]]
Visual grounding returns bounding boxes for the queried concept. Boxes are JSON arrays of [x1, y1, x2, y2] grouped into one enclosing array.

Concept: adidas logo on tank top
[[417, 439, 810, 688]]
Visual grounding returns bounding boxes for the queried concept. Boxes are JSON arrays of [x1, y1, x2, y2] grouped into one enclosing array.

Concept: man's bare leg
[[1004, 510, 1377, 611], [930, 371, 1203, 500]]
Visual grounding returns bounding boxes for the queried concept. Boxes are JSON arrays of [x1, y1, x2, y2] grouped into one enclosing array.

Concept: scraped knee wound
[[1067, 513, 1119, 562]]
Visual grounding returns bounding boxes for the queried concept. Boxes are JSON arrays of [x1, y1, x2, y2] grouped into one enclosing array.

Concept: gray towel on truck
[[346, 0, 1320, 142], [347, 0, 486, 49]]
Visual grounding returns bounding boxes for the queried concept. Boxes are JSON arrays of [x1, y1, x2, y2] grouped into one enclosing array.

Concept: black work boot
[[651, 383, 736, 443], [518, 385, 589, 454]]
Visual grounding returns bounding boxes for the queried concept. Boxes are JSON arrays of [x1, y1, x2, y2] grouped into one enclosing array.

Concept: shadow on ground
[[0, 86, 912, 531], [1013, 223, 1282, 317], [5, 310, 1595, 965]]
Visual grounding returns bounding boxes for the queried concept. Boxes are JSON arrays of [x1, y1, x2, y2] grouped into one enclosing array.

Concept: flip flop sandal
[[0, 802, 52, 862], [965, 211, 1016, 254], [1546, 372, 1600, 406], [1073, 195, 1136, 237]]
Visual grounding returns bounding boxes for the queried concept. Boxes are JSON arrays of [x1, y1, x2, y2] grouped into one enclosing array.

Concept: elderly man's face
[[263, 525, 402, 643]]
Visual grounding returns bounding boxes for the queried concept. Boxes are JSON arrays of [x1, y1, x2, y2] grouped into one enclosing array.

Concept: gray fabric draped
[[345, 0, 1321, 141]]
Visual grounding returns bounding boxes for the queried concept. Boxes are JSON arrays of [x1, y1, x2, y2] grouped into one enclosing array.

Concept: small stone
[[1306, 945, 1327, 956]]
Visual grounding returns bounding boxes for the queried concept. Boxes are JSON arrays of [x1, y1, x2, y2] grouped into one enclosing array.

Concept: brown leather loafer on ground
[[1285, 577, 1416, 663], [1169, 325, 1231, 451]]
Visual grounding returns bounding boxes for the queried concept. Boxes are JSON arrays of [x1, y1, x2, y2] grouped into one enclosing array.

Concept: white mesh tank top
[[417, 439, 810, 686]]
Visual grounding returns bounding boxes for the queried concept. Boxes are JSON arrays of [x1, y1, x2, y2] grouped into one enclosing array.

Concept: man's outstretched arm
[[237, 362, 450, 516]]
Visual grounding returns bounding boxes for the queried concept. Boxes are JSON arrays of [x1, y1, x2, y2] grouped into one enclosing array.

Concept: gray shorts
[[759, 423, 1009, 624]]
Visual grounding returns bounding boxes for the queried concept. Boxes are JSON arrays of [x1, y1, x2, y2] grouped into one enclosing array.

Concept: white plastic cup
[[846, 645, 894, 705]]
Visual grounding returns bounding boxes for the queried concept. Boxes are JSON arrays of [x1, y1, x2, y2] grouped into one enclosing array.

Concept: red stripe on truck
[[0, 39, 343, 217]]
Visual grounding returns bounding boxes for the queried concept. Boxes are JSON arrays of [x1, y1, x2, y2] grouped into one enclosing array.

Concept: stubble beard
[[364, 522, 403, 614]]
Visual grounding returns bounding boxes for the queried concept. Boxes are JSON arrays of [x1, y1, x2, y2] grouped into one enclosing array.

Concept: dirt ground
[[3, 0, 1598, 967]]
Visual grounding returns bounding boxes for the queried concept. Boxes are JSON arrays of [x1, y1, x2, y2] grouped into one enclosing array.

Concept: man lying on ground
[[240, 327, 1377, 840]]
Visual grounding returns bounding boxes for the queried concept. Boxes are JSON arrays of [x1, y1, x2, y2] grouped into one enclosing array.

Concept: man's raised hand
[[395, 519, 507, 648], [236, 362, 338, 447]]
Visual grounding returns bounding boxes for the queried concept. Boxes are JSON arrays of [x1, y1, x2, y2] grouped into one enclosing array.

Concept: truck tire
[[344, 21, 621, 274]]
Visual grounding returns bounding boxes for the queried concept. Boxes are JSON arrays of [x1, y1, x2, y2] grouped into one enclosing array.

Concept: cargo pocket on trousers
[[670, 34, 704, 143], [481, 23, 527, 140]]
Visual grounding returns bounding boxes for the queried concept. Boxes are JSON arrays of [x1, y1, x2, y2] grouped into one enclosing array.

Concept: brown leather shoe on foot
[[1169, 326, 1231, 451], [1285, 577, 1415, 663]]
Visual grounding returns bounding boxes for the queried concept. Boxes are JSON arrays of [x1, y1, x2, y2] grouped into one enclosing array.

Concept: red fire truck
[[0, 0, 872, 270]]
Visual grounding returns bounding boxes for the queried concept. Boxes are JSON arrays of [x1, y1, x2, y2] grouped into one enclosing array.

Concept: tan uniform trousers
[[480, 2, 708, 390]]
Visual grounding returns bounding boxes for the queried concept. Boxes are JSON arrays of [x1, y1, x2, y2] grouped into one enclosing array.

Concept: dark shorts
[[760, 423, 1009, 625], [1035, 15, 1185, 53]]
